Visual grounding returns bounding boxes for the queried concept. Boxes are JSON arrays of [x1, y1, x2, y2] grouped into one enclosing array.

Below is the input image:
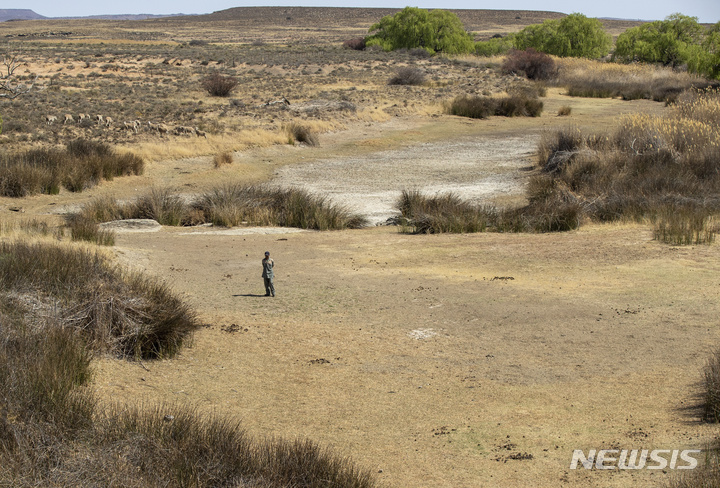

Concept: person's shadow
[[233, 293, 267, 297]]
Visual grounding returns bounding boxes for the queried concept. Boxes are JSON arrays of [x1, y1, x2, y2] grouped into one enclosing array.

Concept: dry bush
[[285, 122, 319, 146], [66, 213, 116, 246], [0, 241, 199, 358], [396, 189, 580, 234], [69, 184, 367, 231], [213, 151, 234, 168], [201, 71, 238, 97], [343, 37, 366, 50], [129, 187, 188, 226], [447, 94, 543, 119], [193, 184, 367, 230], [502, 48, 556, 81], [557, 106, 572, 116], [388, 67, 426, 86]]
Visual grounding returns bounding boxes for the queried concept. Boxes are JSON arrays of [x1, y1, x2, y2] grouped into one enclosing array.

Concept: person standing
[[262, 251, 275, 297]]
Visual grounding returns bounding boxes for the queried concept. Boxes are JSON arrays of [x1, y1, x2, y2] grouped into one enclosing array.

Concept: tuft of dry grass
[[284, 122, 320, 146], [213, 151, 234, 168]]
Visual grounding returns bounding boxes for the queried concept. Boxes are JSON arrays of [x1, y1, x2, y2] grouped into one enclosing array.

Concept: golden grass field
[[1, 7, 718, 487]]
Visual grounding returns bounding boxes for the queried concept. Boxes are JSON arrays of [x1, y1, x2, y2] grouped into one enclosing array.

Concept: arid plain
[[1, 8, 719, 487]]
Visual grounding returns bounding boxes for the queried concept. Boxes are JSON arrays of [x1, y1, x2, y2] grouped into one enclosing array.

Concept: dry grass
[[532, 88, 720, 240], [69, 184, 368, 231], [555, 58, 713, 102], [131, 131, 288, 162]]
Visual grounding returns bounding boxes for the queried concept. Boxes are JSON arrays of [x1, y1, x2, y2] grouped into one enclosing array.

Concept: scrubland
[[1, 7, 720, 488]]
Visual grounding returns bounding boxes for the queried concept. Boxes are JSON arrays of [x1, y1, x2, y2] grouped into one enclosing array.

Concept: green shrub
[[514, 13, 611, 58], [614, 14, 704, 68], [365, 7, 474, 54], [475, 36, 513, 56]]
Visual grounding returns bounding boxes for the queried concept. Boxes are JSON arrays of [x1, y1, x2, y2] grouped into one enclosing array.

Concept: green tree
[[513, 13, 611, 58], [366, 7, 474, 55], [613, 13, 704, 67], [686, 22, 720, 79], [475, 36, 514, 56]]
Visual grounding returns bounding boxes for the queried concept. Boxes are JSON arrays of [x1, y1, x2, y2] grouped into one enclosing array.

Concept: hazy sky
[[9, 0, 720, 24]]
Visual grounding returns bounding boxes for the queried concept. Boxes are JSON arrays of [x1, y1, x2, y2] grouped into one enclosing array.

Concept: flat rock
[[99, 219, 162, 232]]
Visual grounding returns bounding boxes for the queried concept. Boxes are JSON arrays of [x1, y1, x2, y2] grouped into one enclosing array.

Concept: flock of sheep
[[44, 113, 207, 138]]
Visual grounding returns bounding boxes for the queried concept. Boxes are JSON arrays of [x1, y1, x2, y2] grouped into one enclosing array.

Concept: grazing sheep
[[194, 128, 207, 138], [123, 121, 138, 133], [133, 120, 141, 132], [148, 122, 169, 134], [45, 115, 57, 125], [96, 115, 104, 125], [78, 113, 89, 122], [63, 113, 74, 124], [174, 126, 196, 136], [104, 116, 113, 127]]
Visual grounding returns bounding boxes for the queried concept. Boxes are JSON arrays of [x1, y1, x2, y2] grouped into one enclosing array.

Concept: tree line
[[364, 7, 720, 80]]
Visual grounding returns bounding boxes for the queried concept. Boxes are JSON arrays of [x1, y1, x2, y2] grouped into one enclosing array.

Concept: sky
[[8, 0, 720, 24]]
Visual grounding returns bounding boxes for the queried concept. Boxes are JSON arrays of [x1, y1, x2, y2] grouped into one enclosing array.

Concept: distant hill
[[0, 8, 183, 22], [0, 9, 46, 22]]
